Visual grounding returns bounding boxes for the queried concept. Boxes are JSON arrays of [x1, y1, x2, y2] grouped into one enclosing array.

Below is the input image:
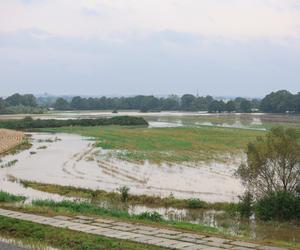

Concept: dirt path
[[0, 208, 286, 250]]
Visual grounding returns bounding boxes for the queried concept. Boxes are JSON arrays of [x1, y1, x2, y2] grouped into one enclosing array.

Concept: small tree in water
[[237, 127, 300, 220], [237, 127, 300, 196]]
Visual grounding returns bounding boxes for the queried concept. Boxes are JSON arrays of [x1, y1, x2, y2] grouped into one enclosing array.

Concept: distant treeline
[[0, 116, 148, 130], [1, 90, 300, 114], [0, 93, 44, 114], [54, 90, 300, 113]]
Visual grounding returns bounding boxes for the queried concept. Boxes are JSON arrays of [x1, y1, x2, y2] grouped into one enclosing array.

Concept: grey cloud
[[0, 29, 299, 97]]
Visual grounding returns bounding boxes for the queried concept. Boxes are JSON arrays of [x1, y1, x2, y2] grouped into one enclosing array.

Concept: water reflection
[[93, 199, 300, 243]]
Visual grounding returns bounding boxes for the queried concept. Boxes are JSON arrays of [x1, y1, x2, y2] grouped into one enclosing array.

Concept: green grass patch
[[0, 215, 165, 250], [39, 126, 265, 163], [0, 191, 25, 202]]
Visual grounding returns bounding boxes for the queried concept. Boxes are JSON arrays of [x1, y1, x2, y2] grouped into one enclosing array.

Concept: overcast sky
[[0, 0, 300, 97]]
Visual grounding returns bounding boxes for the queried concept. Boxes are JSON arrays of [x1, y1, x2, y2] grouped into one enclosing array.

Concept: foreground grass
[[0, 215, 165, 250], [39, 126, 264, 163], [20, 180, 232, 210]]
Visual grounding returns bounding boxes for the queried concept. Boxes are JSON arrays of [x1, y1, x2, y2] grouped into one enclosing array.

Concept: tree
[[21, 94, 37, 107], [70, 96, 87, 109], [5, 93, 37, 107], [225, 100, 236, 112], [0, 98, 6, 113], [240, 100, 251, 113], [208, 100, 221, 113], [260, 90, 294, 113], [294, 92, 300, 113], [5, 93, 23, 106], [192, 97, 209, 111], [181, 94, 196, 111], [54, 98, 70, 110], [161, 97, 179, 110], [237, 127, 300, 197]]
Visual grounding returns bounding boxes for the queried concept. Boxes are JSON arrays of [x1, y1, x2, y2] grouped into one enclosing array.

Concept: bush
[[137, 211, 163, 222], [117, 186, 130, 202], [255, 191, 300, 221], [0, 116, 148, 130], [187, 198, 206, 209], [237, 191, 254, 219]]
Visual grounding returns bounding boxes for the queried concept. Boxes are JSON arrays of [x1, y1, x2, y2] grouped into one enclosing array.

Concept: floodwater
[[0, 132, 299, 244], [94, 201, 300, 243], [1, 110, 300, 129], [0, 133, 243, 202]]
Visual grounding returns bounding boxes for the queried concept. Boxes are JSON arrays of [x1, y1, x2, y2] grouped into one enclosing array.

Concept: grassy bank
[[20, 180, 233, 210], [0, 215, 166, 250], [39, 125, 264, 163]]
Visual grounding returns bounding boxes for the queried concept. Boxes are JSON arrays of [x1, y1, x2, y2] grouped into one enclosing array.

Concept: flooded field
[[1, 110, 300, 129], [0, 133, 243, 202], [0, 112, 299, 245]]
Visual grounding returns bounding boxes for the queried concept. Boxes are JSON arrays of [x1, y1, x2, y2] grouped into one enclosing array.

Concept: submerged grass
[[39, 125, 264, 163], [0, 191, 25, 202], [20, 180, 233, 210], [28, 199, 220, 235], [0, 215, 166, 250]]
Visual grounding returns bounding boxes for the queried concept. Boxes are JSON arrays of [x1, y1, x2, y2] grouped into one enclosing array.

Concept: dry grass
[[0, 129, 24, 154]]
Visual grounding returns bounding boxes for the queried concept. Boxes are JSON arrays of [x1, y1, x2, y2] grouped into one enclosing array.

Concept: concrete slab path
[[0, 208, 288, 250]]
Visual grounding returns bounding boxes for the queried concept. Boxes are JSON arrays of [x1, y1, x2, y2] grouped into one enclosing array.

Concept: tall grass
[[0, 191, 25, 202]]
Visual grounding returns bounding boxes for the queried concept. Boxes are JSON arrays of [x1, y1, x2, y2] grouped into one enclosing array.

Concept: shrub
[[187, 198, 206, 209], [255, 191, 300, 221], [0, 116, 148, 130], [237, 191, 254, 218], [117, 186, 130, 202], [137, 211, 163, 222]]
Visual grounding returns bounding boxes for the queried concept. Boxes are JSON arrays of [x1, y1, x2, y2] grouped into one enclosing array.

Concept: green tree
[[240, 99, 251, 113], [54, 98, 70, 110], [260, 90, 294, 113], [181, 94, 196, 111], [294, 92, 300, 113], [237, 127, 300, 197], [225, 100, 236, 112], [208, 100, 221, 113], [0, 98, 6, 113]]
